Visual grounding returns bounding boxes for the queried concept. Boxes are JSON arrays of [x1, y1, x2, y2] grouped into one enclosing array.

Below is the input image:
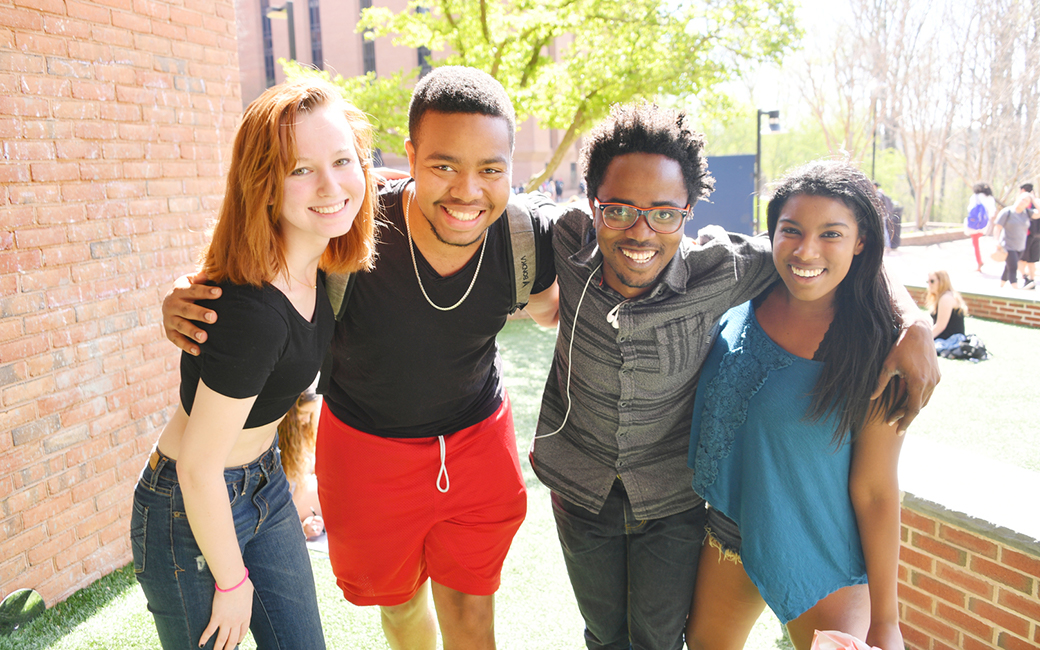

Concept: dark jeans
[[131, 444, 325, 649], [1002, 249, 1023, 284], [552, 480, 706, 650]]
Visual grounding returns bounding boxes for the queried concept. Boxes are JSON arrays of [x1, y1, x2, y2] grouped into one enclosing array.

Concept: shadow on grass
[[0, 564, 138, 650]]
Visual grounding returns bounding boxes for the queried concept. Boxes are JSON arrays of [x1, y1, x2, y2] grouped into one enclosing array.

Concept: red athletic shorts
[[315, 395, 527, 606]]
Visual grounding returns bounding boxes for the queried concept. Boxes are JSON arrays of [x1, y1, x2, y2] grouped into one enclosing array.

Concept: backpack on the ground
[[967, 202, 989, 230], [939, 333, 990, 361]]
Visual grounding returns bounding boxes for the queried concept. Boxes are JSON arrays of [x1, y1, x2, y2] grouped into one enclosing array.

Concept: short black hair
[[1021, 183, 1034, 192], [580, 103, 714, 207], [408, 66, 515, 149], [973, 183, 992, 196]]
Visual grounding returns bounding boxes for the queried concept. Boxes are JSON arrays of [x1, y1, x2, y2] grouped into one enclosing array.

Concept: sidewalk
[[884, 236, 1040, 302]]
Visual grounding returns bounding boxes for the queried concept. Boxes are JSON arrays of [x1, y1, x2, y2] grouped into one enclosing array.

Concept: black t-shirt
[[932, 307, 966, 341], [180, 275, 334, 428], [324, 179, 556, 438]]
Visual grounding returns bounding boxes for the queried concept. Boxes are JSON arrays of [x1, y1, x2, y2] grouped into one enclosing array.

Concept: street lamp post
[[755, 109, 781, 233], [266, 1, 296, 62]]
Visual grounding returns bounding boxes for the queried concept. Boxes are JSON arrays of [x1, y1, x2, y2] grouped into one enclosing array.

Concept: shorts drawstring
[[436, 435, 450, 493]]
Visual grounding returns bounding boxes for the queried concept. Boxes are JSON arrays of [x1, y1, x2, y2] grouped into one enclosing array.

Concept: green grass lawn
[[3, 315, 1035, 649]]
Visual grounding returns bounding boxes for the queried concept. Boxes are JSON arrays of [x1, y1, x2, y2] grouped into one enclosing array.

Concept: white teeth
[[622, 249, 655, 262], [791, 266, 823, 278], [312, 201, 345, 214], [445, 207, 481, 221]]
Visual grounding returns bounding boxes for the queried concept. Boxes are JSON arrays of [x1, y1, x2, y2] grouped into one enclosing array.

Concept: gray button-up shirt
[[530, 207, 776, 520]]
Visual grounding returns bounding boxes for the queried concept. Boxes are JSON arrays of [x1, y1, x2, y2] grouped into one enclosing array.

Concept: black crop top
[[179, 274, 334, 428]]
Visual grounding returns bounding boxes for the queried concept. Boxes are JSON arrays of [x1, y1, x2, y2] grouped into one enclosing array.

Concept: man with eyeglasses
[[529, 103, 939, 650]]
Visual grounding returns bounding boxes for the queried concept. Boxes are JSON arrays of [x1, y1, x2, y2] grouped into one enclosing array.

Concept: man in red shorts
[[162, 67, 559, 649]]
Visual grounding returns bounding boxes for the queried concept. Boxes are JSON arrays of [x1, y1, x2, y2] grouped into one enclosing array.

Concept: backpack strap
[[317, 271, 355, 395], [504, 196, 537, 313]]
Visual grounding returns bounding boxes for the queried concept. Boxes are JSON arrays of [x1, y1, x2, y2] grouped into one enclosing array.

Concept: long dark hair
[[766, 160, 905, 446]]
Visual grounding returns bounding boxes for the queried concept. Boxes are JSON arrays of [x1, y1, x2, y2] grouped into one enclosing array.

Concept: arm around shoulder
[[163, 271, 221, 356]]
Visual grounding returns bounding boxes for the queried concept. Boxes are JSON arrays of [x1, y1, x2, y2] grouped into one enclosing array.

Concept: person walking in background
[[965, 183, 995, 272], [686, 160, 907, 650], [925, 270, 967, 340], [131, 78, 377, 650], [993, 192, 1034, 289]]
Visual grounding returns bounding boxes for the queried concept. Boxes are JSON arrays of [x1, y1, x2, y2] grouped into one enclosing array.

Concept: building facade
[[234, 0, 581, 193]]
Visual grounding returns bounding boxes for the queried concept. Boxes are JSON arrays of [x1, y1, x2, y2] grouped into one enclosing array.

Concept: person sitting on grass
[[925, 269, 967, 341]]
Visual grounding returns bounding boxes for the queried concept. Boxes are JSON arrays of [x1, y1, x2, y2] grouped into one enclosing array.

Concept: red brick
[[66, 0, 111, 22], [912, 572, 967, 606], [75, 503, 119, 540], [905, 606, 958, 641], [900, 621, 930, 649], [997, 631, 1040, 650], [913, 532, 969, 566], [898, 580, 935, 612], [965, 634, 998, 650], [5, 140, 55, 161], [936, 601, 995, 641], [998, 587, 1040, 621], [973, 556, 1035, 594], [22, 491, 73, 532], [19, 74, 71, 97], [0, 337, 49, 370], [1002, 548, 1040, 579], [59, 396, 108, 428], [51, 99, 99, 120], [14, 32, 67, 57], [0, 163, 31, 183], [0, 250, 43, 274], [14, 226, 67, 249], [969, 597, 1031, 637]]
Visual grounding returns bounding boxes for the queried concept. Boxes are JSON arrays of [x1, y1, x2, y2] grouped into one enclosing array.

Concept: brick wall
[[907, 286, 1040, 329], [0, 0, 240, 605], [899, 500, 1040, 650]]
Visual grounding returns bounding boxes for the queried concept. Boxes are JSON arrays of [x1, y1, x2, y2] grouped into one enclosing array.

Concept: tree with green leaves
[[349, 0, 800, 190]]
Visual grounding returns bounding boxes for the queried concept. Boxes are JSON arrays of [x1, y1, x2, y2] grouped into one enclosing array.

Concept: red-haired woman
[[130, 78, 376, 650]]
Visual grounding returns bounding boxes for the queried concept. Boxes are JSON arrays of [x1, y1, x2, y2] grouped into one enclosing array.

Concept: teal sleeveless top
[[688, 301, 867, 623]]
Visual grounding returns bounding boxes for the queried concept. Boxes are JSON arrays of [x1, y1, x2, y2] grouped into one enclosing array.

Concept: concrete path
[[885, 236, 1040, 302]]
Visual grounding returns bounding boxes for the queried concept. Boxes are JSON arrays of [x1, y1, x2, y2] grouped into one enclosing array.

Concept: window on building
[[360, 0, 376, 74], [262, 0, 275, 87], [309, 0, 323, 70]]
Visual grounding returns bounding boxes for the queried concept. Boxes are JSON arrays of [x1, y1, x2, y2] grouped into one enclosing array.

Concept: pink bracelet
[[214, 567, 249, 593]]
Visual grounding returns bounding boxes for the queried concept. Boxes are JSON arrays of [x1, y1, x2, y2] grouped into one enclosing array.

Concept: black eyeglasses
[[594, 199, 690, 234]]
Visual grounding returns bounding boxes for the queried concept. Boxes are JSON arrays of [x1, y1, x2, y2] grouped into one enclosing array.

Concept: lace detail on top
[[692, 312, 794, 494]]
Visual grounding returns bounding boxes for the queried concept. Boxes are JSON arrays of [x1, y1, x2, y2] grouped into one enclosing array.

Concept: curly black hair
[[580, 103, 714, 206], [407, 66, 515, 149]]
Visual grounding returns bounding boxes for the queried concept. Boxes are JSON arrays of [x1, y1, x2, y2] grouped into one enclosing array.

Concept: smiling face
[[279, 103, 367, 246], [772, 194, 865, 307], [592, 153, 688, 299], [405, 111, 513, 248]]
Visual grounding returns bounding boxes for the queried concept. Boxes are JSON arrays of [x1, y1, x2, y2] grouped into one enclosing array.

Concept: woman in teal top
[[686, 161, 907, 650]]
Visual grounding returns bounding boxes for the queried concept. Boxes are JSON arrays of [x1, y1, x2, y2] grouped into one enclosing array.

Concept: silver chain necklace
[[403, 189, 487, 312]]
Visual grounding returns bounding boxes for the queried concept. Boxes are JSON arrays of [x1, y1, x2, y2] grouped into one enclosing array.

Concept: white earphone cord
[[534, 263, 602, 440]]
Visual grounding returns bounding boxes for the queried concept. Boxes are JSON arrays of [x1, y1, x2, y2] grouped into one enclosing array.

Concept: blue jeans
[[552, 480, 706, 650], [131, 444, 325, 650]]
